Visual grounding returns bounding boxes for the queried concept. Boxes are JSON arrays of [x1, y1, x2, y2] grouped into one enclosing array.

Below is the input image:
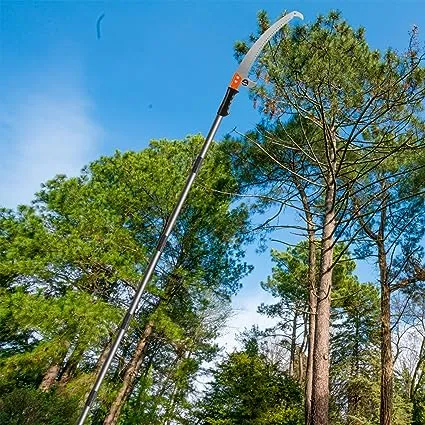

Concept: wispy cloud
[[217, 288, 278, 352], [0, 71, 102, 209]]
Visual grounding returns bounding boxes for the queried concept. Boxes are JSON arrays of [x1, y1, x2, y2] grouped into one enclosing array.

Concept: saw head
[[229, 11, 304, 90]]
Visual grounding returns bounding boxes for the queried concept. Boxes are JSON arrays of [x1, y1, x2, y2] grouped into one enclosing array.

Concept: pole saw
[[76, 10, 303, 424]]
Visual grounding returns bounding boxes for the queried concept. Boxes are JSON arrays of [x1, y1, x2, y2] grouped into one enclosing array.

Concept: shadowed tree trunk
[[303, 195, 317, 425], [293, 175, 318, 425], [311, 160, 336, 425], [378, 239, 392, 425], [352, 184, 394, 425], [39, 341, 71, 391], [103, 320, 154, 425], [39, 363, 61, 391], [305, 235, 317, 425], [58, 344, 85, 386], [289, 310, 299, 377]]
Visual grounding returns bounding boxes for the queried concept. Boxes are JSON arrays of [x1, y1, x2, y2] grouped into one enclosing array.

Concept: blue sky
[[1, 0, 424, 348]]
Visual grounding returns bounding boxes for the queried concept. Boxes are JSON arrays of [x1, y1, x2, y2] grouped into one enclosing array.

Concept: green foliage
[[331, 280, 381, 424], [0, 206, 53, 285], [412, 391, 425, 425], [0, 387, 79, 425], [259, 241, 360, 323], [31, 136, 249, 299], [258, 240, 390, 423], [0, 135, 251, 423], [0, 288, 120, 391], [196, 339, 303, 425]]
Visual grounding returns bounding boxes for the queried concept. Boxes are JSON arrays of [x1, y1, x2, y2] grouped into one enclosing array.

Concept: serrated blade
[[229, 11, 303, 90]]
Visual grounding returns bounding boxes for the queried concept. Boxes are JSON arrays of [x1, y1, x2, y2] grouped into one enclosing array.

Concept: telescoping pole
[[76, 11, 303, 425], [76, 88, 237, 425]]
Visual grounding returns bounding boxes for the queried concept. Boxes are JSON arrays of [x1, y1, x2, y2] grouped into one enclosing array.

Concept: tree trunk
[[409, 337, 425, 401], [39, 342, 71, 391], [379, 241, 392, 425], [95, 338, 114, 374], [289, 310, 299, 377], [311, 177, 335, 425], [39, 363, 60, 391], [305, 232, 317, 425], [58, 345, 85, 386], [296, 183, 317, 425], [351, 182, 393, 425], [103, 321, 154, 425], [296, 347, 306, 385]]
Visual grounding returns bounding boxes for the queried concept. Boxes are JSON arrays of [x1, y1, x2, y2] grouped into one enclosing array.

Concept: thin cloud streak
[[217, 289, 277, 351]]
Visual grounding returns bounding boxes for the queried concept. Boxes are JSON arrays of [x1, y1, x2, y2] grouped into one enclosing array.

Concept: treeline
[[0, 138, 250, 424], [1, 9, 425, 425]]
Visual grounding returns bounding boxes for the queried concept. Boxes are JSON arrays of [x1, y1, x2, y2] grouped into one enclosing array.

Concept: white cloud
[[217, 287, 278, 352], [0, 74, 102, 209]]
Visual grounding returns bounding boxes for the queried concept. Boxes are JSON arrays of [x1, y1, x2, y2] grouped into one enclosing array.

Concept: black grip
[[86, 389, 98, 406], [217, 87, 239, 117]]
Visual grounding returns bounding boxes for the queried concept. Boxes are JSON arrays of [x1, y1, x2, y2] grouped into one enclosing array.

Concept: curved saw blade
[[229, 11, 303, 89]]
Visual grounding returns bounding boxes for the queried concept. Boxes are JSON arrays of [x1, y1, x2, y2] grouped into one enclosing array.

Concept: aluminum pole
[[76, 113, 224, 425], [76, 11, 303, 423]]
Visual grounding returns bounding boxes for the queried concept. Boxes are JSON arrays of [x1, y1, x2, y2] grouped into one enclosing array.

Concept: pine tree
[[0, 136, 251, 424], [232, 10, 425, 424]]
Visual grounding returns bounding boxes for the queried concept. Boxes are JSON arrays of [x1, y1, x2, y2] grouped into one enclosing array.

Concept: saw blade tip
[[293, 11, 304, 20]]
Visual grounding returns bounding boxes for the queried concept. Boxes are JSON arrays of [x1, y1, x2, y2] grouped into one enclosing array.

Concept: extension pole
[[76, 11, 303, 424]]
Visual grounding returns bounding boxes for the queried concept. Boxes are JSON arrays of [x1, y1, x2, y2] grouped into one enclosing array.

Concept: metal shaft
[[75, 10, 303, 422], [76, 114, 223, 425]]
